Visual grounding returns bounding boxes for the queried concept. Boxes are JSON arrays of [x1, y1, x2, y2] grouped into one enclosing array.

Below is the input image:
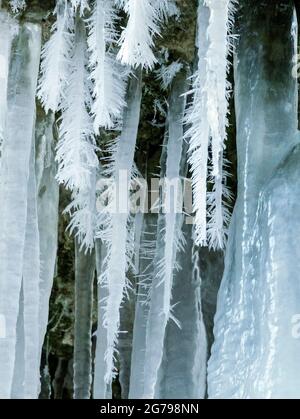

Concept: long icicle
[[22, 138, 41, 399], [0, 21, 41, 398], [143, 70, 187, 398], [205, 0, 234, 176], [56, 15, 99, 251], [184, 1, 210, 247], [205, 0, 235, 249], [56, 16, 98, 192], [96, 69, 143, 391], [184, 0, 234, 248]]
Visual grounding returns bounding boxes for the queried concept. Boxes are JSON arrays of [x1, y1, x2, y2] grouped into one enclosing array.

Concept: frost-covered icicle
[[208, 2, 298, 399], [0, 22, 41, 398], [185, 0, 234, 248], [35, 110, 59, 352], [129, 214, 157, 399], [116, 0, 164, 69], [207, 155, 232, 250], [9, 0, 26, 13], [155, 225, 207, 399], [73, 241, 95, 399], [205, 0, 235, 249], [184, 2, 210, 247], [204, 0, 234, 176], [96, 69, 143, 390], [56, 17, 98, 193], [0, 11, 16, 162], [37, 0, 73, 114], [143, 71, 187, 398], [88, 0, 126, 132]]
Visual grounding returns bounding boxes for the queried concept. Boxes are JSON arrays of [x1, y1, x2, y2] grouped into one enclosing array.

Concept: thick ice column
[[208, 0, 297, 398], [0, 21, 41, 398], [234, 142, 300, 399], [155, 224, 207, 399]]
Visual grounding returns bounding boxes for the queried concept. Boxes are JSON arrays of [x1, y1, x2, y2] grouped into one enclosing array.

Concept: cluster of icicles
[[0, 0, 235, 399]]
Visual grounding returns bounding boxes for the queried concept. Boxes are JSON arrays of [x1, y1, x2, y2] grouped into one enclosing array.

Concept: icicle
[[37, 0, 73, 114], [96, 69, 143, 391], [56, 17, 98, 192], [0, 22, 41, 398], [204, 0, 234, 176], [116, 0, 164, 69], [93, 239, 112, 399], [129, 214, 157, 399], [207, 154, 232, 250], [184, 0, 234, 249], [0, 11, 16, 163], [11, 135, 48, 399], [35, 109, 59, 355], [184, 1, 210, 247], [157, 61, 183, 90], [73, 241, 95, 399], [88, 0, 127, 132], [154, 225, 207, 399], [118, 283, 135, 399], [205, 0, 235, 249], [22, 138, 41, 399], [143, 70, 187, 398]]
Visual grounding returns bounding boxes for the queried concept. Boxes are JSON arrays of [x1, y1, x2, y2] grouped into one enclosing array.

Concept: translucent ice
[[208, 2, 299, 399], [0, 21, 41, 398]]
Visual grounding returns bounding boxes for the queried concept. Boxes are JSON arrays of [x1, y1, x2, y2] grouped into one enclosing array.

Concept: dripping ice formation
[[208, 2, 300, 399]]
